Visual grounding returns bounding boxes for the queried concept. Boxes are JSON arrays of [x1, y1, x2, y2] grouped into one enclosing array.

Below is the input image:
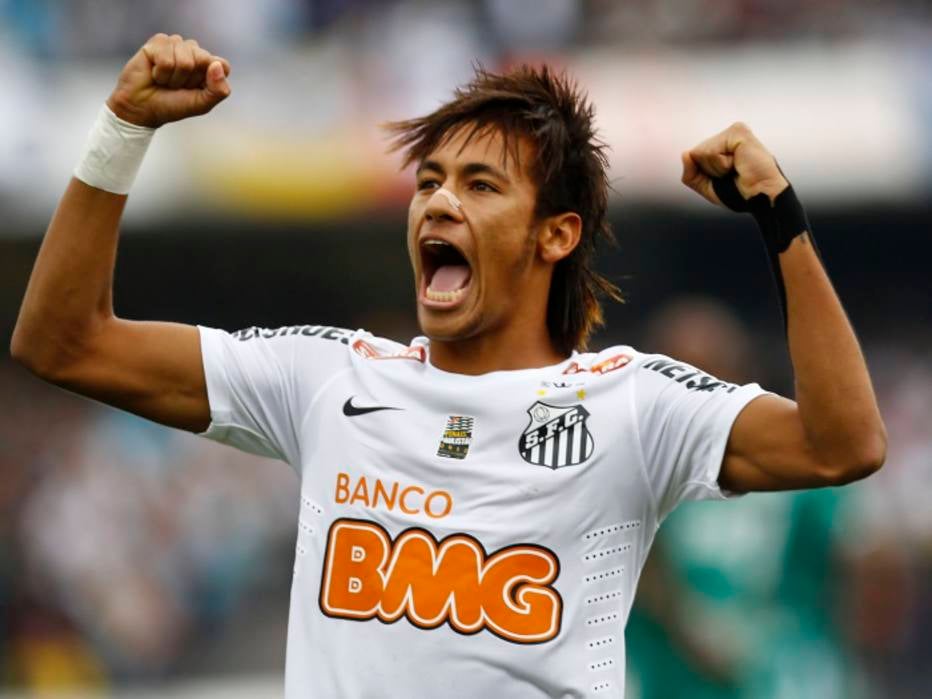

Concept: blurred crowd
[[1, 298, 930, 696], [2, 0, 928, 227], [0, 363, 299, 691], [620, 300, 932, 699], [2, 0, 930, 60]]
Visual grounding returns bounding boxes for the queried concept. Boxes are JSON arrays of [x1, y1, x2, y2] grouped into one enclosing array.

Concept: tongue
[[430, 264, 471, 292]]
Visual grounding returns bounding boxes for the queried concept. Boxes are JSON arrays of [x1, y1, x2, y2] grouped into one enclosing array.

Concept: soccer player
[[11, 34, 886, 698]]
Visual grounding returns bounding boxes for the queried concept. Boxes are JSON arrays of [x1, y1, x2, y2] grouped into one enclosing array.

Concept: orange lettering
[[319, 519, 562, 644], [399, 485, 424, 514], [333, 474, 453, 519], [350, 477, 370, 507], [373, 479, 399, 510], [335, 472, 351, 504], [480, 547, 561, 643], [381, 533, 483, 631], [320, 520, 389, 617], [424, 491, 453, 519]]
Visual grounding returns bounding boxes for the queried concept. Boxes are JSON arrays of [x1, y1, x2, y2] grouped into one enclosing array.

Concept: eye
[[417, 178, 440, 191], [471, 180, 497, 193]]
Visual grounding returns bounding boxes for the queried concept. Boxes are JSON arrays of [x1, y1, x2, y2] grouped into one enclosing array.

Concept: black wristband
[[711, 175, 812, 256], [711, 173, 820, 334]]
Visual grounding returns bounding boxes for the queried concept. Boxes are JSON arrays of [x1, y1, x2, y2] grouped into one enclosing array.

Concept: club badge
[[518, 402, 593, 469], [437, 415, 475, 460]]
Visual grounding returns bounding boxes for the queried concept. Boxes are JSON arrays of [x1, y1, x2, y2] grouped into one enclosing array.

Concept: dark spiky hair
[[385, 65, 622, 354]]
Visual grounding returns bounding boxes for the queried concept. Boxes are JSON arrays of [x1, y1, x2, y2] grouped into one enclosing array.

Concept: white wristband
[[73, 104, 155, 195]]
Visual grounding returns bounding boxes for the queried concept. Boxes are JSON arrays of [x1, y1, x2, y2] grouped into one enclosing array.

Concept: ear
[[538, 212, 582, 264]]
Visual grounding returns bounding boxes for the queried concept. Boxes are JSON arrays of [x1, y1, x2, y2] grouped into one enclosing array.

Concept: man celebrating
[[12, 34, 885, 698]]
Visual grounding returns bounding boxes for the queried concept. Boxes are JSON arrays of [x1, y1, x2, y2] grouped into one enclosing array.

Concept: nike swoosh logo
[[342, 397, 402, 417]]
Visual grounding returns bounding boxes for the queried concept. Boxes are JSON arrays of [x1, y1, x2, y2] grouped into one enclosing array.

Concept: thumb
[[194, 61, 231, 112]]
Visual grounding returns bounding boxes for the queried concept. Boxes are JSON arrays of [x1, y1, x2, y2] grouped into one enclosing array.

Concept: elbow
[[10, 312, 45, 373], [817, 427, 887, 486], [12, 309, 115, 388], [10, 325, 85, 384], [855, 421, 889, 478], [11, 329, 58, 381], [10, 327, 40, 373]]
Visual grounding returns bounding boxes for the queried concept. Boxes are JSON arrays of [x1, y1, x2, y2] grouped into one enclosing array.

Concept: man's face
[[407, 126, 542, 343]]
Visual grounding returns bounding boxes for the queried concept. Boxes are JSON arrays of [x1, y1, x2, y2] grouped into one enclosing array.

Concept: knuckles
[[143, 34, 213, 72], [114, 34, 230, 126]]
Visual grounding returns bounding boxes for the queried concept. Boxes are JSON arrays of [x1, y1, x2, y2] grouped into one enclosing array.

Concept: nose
[[425, 187, 465, 224]]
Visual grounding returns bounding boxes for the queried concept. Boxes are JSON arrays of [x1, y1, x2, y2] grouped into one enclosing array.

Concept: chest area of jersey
[[312, 372, 638, 505], [299, 367, 650, 553], [298, 370, 647, 648]]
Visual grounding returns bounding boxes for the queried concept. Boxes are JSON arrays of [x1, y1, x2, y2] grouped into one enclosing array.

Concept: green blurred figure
[[625, 298, 863, 699]]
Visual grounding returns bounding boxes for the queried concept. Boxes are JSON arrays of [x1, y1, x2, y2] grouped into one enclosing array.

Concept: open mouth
[[420, 239, 473, 305]]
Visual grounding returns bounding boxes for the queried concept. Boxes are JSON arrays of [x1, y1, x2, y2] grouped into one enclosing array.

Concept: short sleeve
[[196, 324, 354, 469], [633, 353, 770, 521]]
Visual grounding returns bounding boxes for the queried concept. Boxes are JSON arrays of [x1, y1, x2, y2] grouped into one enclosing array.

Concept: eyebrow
[[416, 159, 510, 183]]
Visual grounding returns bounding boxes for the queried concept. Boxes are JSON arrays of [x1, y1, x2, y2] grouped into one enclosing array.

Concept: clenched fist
[[681, 122, 789, 207], [106, 34, 231, 128]]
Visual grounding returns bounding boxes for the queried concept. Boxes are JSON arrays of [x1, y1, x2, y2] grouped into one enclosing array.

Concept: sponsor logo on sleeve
[[518, 402, 594, 469], [233, 324, 353, 345], [640, 357, 738, 393], [319, 518, 562, 644], [437, 415, 475, 460]]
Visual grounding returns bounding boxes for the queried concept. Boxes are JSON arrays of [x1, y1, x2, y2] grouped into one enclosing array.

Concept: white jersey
[[197, 323, 767, 698]]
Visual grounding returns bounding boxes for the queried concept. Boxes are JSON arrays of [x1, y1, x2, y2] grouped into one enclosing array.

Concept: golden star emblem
[[576, 389, 586, 400]]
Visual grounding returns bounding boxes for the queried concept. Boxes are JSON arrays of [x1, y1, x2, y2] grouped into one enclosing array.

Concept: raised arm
[[680, 123, 886, 492], [10, 34, 231, 433]]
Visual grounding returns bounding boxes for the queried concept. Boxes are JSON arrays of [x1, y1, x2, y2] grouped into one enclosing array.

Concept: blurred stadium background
[[1, 1, 930, 697]]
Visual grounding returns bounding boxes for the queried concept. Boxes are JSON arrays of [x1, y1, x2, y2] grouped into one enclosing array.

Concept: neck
[[428, 321, 568, 375]]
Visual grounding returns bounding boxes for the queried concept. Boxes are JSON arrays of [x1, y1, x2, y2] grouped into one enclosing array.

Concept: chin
[[416, 306, 482, 343]]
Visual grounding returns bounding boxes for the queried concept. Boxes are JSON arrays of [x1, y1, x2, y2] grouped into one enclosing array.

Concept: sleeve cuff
[[681, 384, 771, 502], [196, 325, 233, 435]]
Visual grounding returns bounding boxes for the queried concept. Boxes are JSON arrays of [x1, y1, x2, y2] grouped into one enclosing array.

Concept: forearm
[[688, 124, 886, 490], [11, 179, 126, 371], [780, 232, 886, 467]]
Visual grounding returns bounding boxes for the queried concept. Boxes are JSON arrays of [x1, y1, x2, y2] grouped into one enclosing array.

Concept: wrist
[[758, 176, 790, 205], [748, 184, 811, 256], [711, 174, 811, 255], [711, 172, 819, 334], [106, 93, 157, 129], [73, 104, 156, 195]]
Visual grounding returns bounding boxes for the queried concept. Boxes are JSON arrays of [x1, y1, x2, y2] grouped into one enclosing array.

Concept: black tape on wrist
[[711, 174, 819, 333]]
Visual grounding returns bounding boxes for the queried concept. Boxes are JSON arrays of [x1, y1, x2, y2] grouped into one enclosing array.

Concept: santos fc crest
[[518, 402, 594, 469]]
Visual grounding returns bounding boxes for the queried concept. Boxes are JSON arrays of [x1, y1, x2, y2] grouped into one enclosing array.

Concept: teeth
[[426, 286, 465, 302]]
